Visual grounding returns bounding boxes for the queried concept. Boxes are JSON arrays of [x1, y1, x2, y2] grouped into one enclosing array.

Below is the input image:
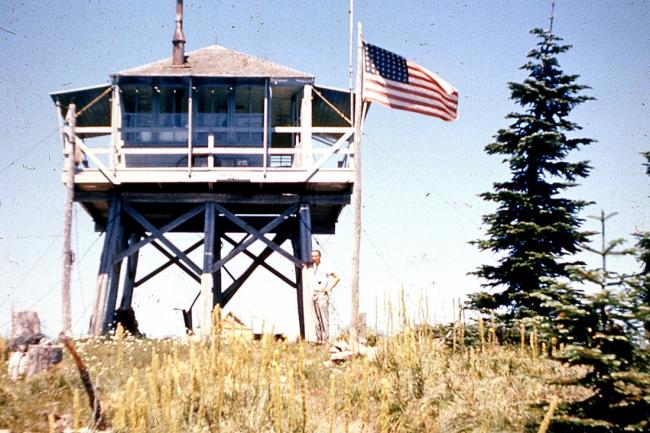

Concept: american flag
[[362, 42, 458, 121]]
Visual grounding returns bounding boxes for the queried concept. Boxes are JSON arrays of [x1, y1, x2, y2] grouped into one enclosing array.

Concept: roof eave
[[112, 74, 314, 86]]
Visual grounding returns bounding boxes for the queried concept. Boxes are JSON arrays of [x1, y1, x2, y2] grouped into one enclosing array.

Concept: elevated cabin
[[50, 45, 355, 234], [50, 42, 358, 338]]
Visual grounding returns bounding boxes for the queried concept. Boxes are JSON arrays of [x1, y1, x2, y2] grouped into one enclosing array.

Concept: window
[[195, 86, 229, 147], [121, 86, 153, 143], [198, 87, 228, 116], [234, 86, 263, 145]]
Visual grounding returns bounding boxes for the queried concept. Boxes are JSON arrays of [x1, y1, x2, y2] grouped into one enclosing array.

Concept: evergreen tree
[[471, 28, 594, 321], [548, 282, 650, 433], [545, 154, 650, 432], [634, 152, 650, 333]]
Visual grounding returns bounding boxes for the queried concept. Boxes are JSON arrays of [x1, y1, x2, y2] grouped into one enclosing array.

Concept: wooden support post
[[118, 232, 141, 310], [213, 226, 222, 307], [296, 203, 313, 339], [102, 212, 126, 334], [201, 202, 216, 337], [298, 204, 313, 260], [89, 199, 122, 336], [291, 236, 305, 339], [61, 103, 76, 335]]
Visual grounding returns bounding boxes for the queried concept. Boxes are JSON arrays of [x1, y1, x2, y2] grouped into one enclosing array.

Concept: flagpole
[[350, 21, 363, 346], [348, 0, 354, 122]]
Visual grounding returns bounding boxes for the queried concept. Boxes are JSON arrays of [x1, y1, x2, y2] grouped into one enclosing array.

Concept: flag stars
[[363, 42, 409, 83]]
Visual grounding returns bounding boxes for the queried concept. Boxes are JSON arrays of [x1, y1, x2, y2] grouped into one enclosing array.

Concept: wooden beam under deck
[[73, 188, 351, 235], [73, 168, 354, 185], [75, 191, 351, 205]]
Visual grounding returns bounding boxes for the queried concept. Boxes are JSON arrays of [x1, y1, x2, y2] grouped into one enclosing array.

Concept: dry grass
[[0, 319, 590, 433]]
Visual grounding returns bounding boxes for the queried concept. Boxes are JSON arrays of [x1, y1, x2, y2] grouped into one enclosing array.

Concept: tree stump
[[7, 311, 63, 380], [11, 310, 42, 339]]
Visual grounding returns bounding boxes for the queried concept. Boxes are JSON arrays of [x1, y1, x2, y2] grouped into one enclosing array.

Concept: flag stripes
[[362, 42, 458, 121]]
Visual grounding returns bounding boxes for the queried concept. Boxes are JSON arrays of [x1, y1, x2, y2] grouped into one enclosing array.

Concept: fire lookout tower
[[50, 2, 356, 337]]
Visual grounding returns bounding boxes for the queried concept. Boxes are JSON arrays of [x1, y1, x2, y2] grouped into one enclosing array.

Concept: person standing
[[307, 250, 340, 343]]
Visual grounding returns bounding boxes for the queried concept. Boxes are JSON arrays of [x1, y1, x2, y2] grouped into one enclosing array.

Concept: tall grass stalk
[[72, 387, 81, 431], [1, 301, 592, 432], [478, 316, 485, 351]]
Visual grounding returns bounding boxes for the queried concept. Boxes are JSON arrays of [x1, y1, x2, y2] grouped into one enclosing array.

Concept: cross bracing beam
[[212, 202, 302, 269], [304, 130, 354, 182], [114, 203, 205, 263], [148, 240, 202, 284], [121, 202, 203, 275], [219, 231, 292, 307], [210, 203, 300, 273], [91, 197, 314, 338], [221, 264, 236, 282], [134, 238, 204, 287], [222, 233, 297, 288]]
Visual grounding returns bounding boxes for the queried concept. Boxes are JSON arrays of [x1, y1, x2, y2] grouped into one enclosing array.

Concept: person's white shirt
[[308, 250, 340, 294]]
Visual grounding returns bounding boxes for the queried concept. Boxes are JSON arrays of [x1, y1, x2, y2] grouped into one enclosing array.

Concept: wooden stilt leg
[[102, 211, 126, 333], [213, 227, 222, 308], [118, 232, 140, 310], [296, 203, 313, 339], [201, 202, 215, 337], [299, 204, 313, 260], [292, 236, 305, 339], [89, 199, 122, 336]]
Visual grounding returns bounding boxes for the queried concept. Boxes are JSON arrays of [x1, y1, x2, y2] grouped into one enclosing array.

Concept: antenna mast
[[549, 0, 556, 33]]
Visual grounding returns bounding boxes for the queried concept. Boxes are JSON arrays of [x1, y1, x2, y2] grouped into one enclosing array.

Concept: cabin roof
[[115, 45, 314, 80]]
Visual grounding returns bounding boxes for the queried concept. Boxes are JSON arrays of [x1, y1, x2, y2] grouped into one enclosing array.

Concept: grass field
[[0, 320, 589, 433]]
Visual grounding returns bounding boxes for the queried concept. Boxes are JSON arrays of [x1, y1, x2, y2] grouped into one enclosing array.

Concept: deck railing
[[71, 125, 355, 185]]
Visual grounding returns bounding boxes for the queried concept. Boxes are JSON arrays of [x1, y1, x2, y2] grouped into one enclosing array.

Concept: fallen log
[[60, 335, 104, 429]]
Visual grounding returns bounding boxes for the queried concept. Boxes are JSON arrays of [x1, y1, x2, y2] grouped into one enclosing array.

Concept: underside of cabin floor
[[74, 181, 352, 235]]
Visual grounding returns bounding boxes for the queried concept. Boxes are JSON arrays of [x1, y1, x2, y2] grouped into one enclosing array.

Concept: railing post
[[300, 84, 313, 168], [188, 77, 193, 175], [263, 79, 270, 174], [111, 84, 123, 173], [208, 133, 215, 169]]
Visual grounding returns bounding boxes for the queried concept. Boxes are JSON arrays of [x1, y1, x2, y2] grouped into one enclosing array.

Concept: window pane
[[235, 86, 263, 113], [159, 87, 188, 114], [198, 87, 228, 113], [122, 86, 152, 113]]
